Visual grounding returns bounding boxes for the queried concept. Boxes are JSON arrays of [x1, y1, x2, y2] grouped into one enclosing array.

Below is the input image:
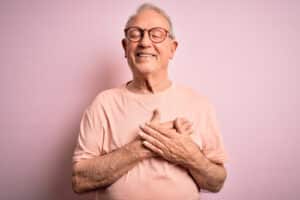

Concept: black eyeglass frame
[[124, 26, 173, 43]]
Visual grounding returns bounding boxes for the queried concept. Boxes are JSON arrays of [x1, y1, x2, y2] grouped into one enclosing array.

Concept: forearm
[[184, 151, 227, 192], [72, 140, 153, 193]]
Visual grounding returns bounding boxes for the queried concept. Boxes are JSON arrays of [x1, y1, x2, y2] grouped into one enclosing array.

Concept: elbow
[[72, 174, 109, 193], [72, 164, 86, 194], [72, 163, 108, 193], [72, 174, 84, 194], [208, 183, 224, 193], [209, 169, 227, 193], [206, 179, 225, 193]]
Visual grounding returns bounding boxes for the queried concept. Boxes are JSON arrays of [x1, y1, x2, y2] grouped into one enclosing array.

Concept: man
[[72, 3, 228, 200]]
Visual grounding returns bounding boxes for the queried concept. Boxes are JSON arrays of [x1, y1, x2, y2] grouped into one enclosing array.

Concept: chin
[[134, 63, 157, 75]]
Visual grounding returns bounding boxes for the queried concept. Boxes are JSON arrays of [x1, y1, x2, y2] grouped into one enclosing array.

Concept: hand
[[139, 110, 201, 167], [149, 109, 192, 133], [129, 109, 177, 159]]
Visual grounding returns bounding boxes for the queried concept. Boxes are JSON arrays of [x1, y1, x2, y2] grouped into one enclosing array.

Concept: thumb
[[150, 109, 161, 124], [174, 118, 184, 133]]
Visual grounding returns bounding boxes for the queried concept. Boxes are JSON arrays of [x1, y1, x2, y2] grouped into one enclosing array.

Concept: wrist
[[183, 149, 209, 170], [125, 139, 154, 160]]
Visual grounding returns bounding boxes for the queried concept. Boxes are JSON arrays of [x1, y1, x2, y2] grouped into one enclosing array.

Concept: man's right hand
[[128, 109, 166, 159]]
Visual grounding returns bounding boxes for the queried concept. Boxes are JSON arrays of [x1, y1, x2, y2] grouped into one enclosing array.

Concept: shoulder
[[87, 85, 125, 111], [95, 86, 123, 101]]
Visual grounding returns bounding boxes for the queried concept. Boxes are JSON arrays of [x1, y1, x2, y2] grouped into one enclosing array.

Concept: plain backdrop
[[1, 0, 299, 199]]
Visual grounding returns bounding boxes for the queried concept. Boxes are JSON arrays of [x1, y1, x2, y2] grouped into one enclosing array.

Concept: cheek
[[156, 44, 173, 59], [159, 49, 172, 61], [125, 44, 137, 55]]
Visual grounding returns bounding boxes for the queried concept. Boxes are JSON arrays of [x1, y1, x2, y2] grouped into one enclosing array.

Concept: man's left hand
[[139, 117, 202, 167]]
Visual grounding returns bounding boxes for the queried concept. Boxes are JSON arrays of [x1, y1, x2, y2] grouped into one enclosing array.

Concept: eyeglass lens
[[126, 27, 167, 43]]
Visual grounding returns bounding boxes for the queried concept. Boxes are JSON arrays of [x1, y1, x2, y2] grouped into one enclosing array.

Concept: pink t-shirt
[[73, 82, 228, 200]]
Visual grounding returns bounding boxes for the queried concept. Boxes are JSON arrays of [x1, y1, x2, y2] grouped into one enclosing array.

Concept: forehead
[[127, 9, 170, 30]]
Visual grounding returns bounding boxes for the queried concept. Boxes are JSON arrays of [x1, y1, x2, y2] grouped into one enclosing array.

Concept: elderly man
[[72, 3, 227, 200]]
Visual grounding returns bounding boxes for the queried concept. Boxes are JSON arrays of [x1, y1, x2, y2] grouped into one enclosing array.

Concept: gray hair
[[125, 3, 175, 39]]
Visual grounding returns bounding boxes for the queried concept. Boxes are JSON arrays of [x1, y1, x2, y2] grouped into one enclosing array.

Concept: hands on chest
[[138, 109, 202, 167]]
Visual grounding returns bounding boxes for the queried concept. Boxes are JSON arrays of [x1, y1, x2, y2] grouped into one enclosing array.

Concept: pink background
[[1, 0, 299, 199]]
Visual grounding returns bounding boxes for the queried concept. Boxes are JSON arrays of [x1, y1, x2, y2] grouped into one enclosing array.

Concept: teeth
[[137, 53, 155, 57], [138, 54, 150, 56]]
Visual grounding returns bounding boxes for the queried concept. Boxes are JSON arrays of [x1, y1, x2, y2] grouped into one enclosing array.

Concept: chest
[[103, 97, 204, 149]]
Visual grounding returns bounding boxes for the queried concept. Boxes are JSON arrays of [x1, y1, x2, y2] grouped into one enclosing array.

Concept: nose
[[138, 31, 152, 47]]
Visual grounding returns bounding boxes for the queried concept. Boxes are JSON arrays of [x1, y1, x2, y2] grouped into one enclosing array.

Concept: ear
[[121, 38, 128, 58], [169, 40, 178, 59]]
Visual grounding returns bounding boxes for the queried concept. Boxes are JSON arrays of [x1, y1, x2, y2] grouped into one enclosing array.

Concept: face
[[122, 9, 178, 77]]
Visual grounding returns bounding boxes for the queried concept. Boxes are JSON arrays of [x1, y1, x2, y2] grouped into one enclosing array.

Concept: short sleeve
[[72, 102, 106, 163], [201, 103, 228, 164]]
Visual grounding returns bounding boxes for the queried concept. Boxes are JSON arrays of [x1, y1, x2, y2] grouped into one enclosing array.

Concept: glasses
[[124, 26, 172, 43]]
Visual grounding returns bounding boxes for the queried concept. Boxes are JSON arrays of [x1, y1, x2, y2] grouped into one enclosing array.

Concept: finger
[[180, 119, 192, 126], [138, 130, 166, 150], [180, 122, 190, 132], [185, 126, 194, 135], [182, 122, 193, 133], [159, 120, 174, 129], [150, 109, 160, 124], [175, 119, 193, 134], [174, 118, 184, 133], [146, 123, 176, 138], [177, 117, 193, 126], [176, 123, 193, 135], [143, 141, 164, 156], [177, 118, 193, 128], [177, 117, 189, 124], [140, 125, 169, 143]]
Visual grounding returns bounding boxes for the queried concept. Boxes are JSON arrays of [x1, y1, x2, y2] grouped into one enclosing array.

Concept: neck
[[128, 73, 172, 94]]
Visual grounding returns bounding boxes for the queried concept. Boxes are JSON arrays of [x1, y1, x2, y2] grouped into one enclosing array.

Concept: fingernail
[[139, 124, 145, 129]]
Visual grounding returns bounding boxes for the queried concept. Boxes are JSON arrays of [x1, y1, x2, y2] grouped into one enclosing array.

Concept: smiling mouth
[[136, 53, 157, 58]]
